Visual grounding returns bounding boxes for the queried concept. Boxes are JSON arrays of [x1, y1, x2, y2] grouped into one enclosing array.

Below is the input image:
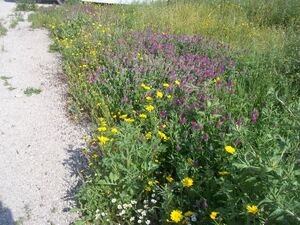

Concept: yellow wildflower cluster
[[141, 83, 151, 90], [158, 131, 169, 141]]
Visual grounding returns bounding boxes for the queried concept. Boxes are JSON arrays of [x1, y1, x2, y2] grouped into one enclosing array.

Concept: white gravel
[[0, 1, 86, 224]]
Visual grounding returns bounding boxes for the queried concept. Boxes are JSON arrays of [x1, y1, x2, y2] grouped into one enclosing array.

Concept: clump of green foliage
[[16, 0, 36, 11], [0, 22, 7, 36], [30, 1, 300, 225], [24, 87, 41, 96], [10, 12, 24, 29]]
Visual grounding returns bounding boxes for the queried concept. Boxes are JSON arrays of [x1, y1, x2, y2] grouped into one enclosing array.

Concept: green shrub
[[0, 22, 7, 36], [16, 0, 36, 11]]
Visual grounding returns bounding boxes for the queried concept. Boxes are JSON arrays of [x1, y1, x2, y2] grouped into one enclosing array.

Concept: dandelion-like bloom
[[170, 210, 183, 223], [213, 77, 221, 83], [218, 171, 230, 176], [145, 105, 155, 112], [141, 83, 151, 90], [163, 83, 169, 87], [124, 118, 134, 123], [97, 136, 110, 145], [146, 96, 152, 101], [158, 131, 169, 141], [145, 132, 152, 139], [247, 205, 258, 214], [175, 80, 180, 85], [166, 176, 174, 183], [145, 186, 152, 192], [209, 211, 218, 220], [139, 114, 147, 119], [224, 145, 236, 154], [119, 114, 128, 119], [111, 128, 118, 134], [156, 91, 163, 98], [97, 127, 107, 132], [181, 177, 193, 187]]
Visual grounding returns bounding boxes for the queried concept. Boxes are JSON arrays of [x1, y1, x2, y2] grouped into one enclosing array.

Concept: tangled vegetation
[[30, 0, 300, 224]]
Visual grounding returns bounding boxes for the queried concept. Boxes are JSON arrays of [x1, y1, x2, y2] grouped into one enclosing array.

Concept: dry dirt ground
[[0, 1, 86, 224]]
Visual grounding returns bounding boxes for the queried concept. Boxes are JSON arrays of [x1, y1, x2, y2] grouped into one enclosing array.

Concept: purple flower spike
[[191, 121, 203, 130], [202, 133, 209, 142], [201, 201, 208, 209], [251, 108, 259, 124]]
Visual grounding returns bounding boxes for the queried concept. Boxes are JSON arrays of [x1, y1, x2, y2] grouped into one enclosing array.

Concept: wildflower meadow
[[30, 0, 300, 224]]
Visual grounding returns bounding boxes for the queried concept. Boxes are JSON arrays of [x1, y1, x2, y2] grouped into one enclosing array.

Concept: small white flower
[[146, 220, 151, 225], [111, 198, 117, 203], [106, 218, 110, 222], [150, 199, 157, 204], [130, 217, 135, 222], [141, 210, 147, 216], [127, 203, 132, 208], [121, 210, 125, 214], [144, 204, 148, 209], [139, 216, 143, 220], [143, 200, 148, 204], [151, 194, 155, 198], [95, 209, 100, 213], [191, 215, 197, 222], [123, 203, 128, 208], [138, 219, 142, 223], [101, 212, 106, 217], [131, 200, 137, 204], [117, 205, 122, 210], [137, 209, 143, 213]]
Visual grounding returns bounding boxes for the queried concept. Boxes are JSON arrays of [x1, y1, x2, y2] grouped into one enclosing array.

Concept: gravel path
[[0, 2, 86, 224]]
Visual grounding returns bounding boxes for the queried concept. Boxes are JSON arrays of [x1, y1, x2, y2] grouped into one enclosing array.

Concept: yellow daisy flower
[[210, 211, 218, 220], [146, 96, 152, 101], [139, 114, 147, 119], [156, 91, 164, 98], [181, 177, 193, 187], [124, 118, 134, 123], [170, 210, 183, 223], [97, 127, 107, 132], [97, 136, 110, 145], [224, 145, 236, 154], [166, 176, 174, 183], [145, 105, 155, 112], [247, 205, 258, 214]]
